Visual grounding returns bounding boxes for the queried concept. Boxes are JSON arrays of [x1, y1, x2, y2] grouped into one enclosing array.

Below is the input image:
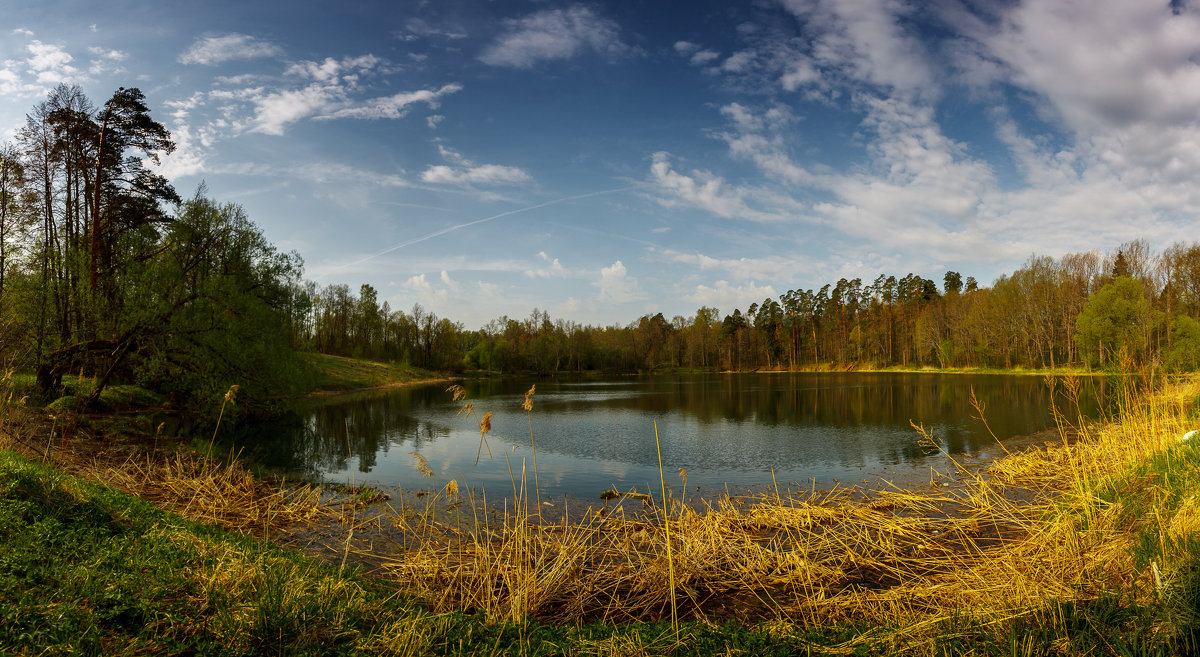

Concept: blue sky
[[3, 0, 1199, 327]]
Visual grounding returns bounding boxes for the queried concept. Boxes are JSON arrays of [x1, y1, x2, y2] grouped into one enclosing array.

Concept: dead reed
[[376, 375, 1200, 651], [86, 450, 326, 535], [0, 382, 335, 538]]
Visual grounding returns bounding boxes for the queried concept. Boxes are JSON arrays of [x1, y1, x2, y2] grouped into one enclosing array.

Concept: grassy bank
[[0, 445, 834, 655], [3, 374, 1200, 654], [302, 353, 449, 394], [735, 363, 1098, 376]]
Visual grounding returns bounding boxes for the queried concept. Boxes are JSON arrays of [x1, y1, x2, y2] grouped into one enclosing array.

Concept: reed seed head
[[410, 451, 435, 477], [523, 384, 535, 412], [480, 411, 492, 435]]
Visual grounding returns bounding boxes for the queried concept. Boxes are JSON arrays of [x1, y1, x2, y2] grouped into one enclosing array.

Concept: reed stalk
[[654, 419, 677, 634]]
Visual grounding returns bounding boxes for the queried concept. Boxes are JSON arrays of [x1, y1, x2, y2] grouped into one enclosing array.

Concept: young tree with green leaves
[[1074, 276, 1152, 368]]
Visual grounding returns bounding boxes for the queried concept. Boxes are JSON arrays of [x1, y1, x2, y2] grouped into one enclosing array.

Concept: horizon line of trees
[[286, 238, 1200, 375]]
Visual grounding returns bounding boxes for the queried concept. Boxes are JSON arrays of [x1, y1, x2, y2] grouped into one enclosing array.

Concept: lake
[[232, 372, 1106, 501]]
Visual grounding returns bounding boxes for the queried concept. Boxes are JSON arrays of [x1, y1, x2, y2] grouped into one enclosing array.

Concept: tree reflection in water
[[229, 373, 1106, 498]]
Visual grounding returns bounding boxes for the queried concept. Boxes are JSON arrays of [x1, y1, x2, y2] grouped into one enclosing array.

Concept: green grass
[[3, 443, 1191, 655], [0, 446, 841, 655], [302, 353, 445, 394]]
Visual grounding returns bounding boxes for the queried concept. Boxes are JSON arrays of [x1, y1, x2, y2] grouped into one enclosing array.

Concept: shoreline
[[303, 376, 458, 398], [276, 424, 1074, 578]]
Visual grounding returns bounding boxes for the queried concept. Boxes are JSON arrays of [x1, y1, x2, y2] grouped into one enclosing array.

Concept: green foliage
[[1167, 315, 1200, 372], [1074, 276, 1152, 368], [943, 270, 963, 295], [116, 191, 309, 416]]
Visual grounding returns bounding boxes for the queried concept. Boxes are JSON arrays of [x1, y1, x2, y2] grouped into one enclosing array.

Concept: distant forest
[[1, 85, 1199, 414], [295, 240, 1200, 375]]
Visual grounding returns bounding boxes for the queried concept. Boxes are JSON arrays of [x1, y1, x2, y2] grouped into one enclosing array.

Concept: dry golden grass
[[86, 451, 326, 536], [376, 375, 1200, 651], [0, 406, 332, 539]]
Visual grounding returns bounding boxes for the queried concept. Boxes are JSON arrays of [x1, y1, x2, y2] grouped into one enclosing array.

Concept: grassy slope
[[2, 439, 1188, 656], [301, 353, 448, 394], [0, 447, 827, 656]]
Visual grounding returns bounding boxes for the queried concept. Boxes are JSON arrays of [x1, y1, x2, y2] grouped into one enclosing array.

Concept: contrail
[[316, 186, 635, 279]]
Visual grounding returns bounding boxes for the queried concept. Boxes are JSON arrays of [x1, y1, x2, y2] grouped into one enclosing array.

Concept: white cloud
[[658, 249, 813, 282], [647, 152, 802, 222], [778, 0, 937, 98], [480, 5, 627, 68], [420, 144, 531, 187], [249, 84, 335, 135], [691, 50, 721, 66], [525, 251, 567, 278], [153, 123, 206, 178], [87, 46, 125, 61], [179, 33, 282, 65], [983, 1, 1200, 134], [285, 55, 381, 82], [421, 163, 531, 186], [685, 280, 776, 310], [12, 28, 34, 37], [406, 273, 450, 304], [400, 18, 468, 40], [674, 41, 700, 56], [439, 270, 462, 294], [0, 60, 42, 97], [597, 260, 643, 303], [26, 40, 77, 82], [322, 83, 462, 120], [241, 81, 460, 135], [427, 114, 445, 129], [780, 59, 820, 91], [197, 159, 410, 193], [717, 50, 755, 73], [87, 46, 127, 75], [214, 73, 262, 86], [717, 103, 813, 186], [675, 42, 720, 66]]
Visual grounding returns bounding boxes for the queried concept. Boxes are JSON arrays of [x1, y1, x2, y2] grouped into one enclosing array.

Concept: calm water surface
[[234, 373, 1105, 500]]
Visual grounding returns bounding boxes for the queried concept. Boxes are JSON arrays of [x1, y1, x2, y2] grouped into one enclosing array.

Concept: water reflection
[[231, 373, 1105, 499]]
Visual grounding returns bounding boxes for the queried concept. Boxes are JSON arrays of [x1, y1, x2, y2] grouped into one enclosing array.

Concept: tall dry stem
[[654, 420, 677, 635]]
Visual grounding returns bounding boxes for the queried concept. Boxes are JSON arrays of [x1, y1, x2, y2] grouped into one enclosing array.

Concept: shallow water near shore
[[232, 372, 1107, 502]]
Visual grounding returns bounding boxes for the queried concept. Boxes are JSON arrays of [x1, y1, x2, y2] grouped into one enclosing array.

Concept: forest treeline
[[293, 240, 1200, 375], [2, 85, 1199, 415]]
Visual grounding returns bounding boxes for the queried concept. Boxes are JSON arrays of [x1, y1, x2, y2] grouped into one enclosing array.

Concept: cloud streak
[[316, 187, 634, 278], [179, 33, 283, 65], [480, 5, 627, 67]]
